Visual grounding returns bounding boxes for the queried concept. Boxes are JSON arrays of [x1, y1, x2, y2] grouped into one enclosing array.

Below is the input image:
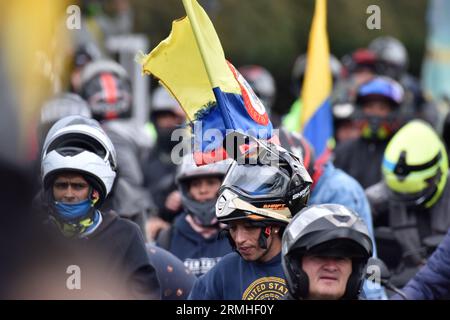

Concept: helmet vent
[[332, 214, 351, 223]]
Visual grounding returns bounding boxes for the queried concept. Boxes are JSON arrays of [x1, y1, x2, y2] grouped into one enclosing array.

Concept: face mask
[[54, 199, 92, 222]]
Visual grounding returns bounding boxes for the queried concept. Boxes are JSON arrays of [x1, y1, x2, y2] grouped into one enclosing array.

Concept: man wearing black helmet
[[282, 204, 373, 300], [333, 76, 405, 188], [188, 142, 312, 300]]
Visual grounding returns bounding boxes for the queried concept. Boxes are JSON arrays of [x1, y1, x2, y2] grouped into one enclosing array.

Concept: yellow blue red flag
[[139, 0, 272, 164], [300, 0, 333, 159]]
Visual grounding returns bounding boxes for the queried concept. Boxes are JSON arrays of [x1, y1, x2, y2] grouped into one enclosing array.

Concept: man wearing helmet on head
[[36, 115, 160, 299], [79, 59, 155, 233], [155, 154, 233, 276], [368, 36, 439, 128], [188, 143, 312, 300], [278, 129, 386, 299], [333, 76, 405, 188], [366, 120, 450, 288], [31, 93, 93, 191], [282, 204, 373, 300], [143, 85, 187, 241]]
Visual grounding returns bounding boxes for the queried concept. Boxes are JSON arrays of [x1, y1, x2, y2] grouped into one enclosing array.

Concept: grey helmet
[[282, 204, 373, 300], [176, 154, 232, 227], [151, 85, 185, 120], [368, 36, 409, 79]]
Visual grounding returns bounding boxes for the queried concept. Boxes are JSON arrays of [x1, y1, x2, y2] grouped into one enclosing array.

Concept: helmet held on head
[[354, 76, 404, 140], [216, 133, 311, 251], [382, 120, 448, 209], [282, 204, 373, 300], [41, 115, 117, 208], [216, 134, 311, 228], [80, 59, 132, 121], [176, 154, 232, 227]]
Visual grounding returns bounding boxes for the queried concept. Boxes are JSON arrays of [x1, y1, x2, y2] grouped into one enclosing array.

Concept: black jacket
[[333, 138, 388, 189], [24, 210, 160, 299]]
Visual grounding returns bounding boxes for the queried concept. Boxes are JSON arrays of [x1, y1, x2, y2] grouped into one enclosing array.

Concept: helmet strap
[[258, 226, 272, 250]]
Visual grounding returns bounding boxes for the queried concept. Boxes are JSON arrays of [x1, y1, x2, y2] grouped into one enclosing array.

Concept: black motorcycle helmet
[[282, 204, 373, 300], [216, 135, 312, 250]]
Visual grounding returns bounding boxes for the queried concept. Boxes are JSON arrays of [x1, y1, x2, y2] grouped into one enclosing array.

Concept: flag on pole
[[300, 0, 333, 160], [138, 0, 273, 164]]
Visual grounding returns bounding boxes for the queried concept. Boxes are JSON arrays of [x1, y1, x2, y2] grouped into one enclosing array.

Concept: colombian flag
[[139, 0, 272, 164], [301, 0, 333, 160]]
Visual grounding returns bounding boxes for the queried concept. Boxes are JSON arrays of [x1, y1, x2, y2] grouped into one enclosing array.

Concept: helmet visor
[[222, 162, 289, 199]]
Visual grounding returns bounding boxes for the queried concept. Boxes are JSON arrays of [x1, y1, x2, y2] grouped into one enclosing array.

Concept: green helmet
[[382, 120, 448, 208]]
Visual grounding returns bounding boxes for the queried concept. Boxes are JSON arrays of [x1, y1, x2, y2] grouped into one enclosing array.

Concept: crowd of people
[[1, 0, 450, 301]]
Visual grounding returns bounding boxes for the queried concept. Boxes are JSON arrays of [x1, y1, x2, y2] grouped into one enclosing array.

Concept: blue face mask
[[54, 199, 92, 222]]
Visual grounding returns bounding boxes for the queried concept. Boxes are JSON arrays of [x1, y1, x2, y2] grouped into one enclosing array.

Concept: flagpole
[[181, 0, 220, 88]]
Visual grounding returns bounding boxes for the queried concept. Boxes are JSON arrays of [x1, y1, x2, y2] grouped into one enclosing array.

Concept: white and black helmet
[[41, 115, 117, 206], [176, 154, 232, 227], [282, 204, 373, 300]]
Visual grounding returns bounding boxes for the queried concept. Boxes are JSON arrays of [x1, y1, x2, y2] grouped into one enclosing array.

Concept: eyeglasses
[[53, 181, 89, 191]]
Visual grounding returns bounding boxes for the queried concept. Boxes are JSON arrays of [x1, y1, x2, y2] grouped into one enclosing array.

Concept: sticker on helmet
[[227, 61, 269, 126]]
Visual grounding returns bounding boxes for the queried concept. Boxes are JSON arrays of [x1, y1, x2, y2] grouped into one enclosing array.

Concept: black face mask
[[155, 127, 178, 153]]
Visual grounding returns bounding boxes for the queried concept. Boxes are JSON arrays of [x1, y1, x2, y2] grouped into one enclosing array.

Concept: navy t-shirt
[[188, 252, 288, 300], [160, 213, 233, 276]]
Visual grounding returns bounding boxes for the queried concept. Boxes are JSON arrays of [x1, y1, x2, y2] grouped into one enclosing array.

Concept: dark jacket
[[156, 212, 233, 277], [392, 228, 450, 300], [142, 146, 179, 222], [333, 138, 388, 189], [366, 177, 450, 287], [30, 210, 160, 299], [188, 252, 288, 300]]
